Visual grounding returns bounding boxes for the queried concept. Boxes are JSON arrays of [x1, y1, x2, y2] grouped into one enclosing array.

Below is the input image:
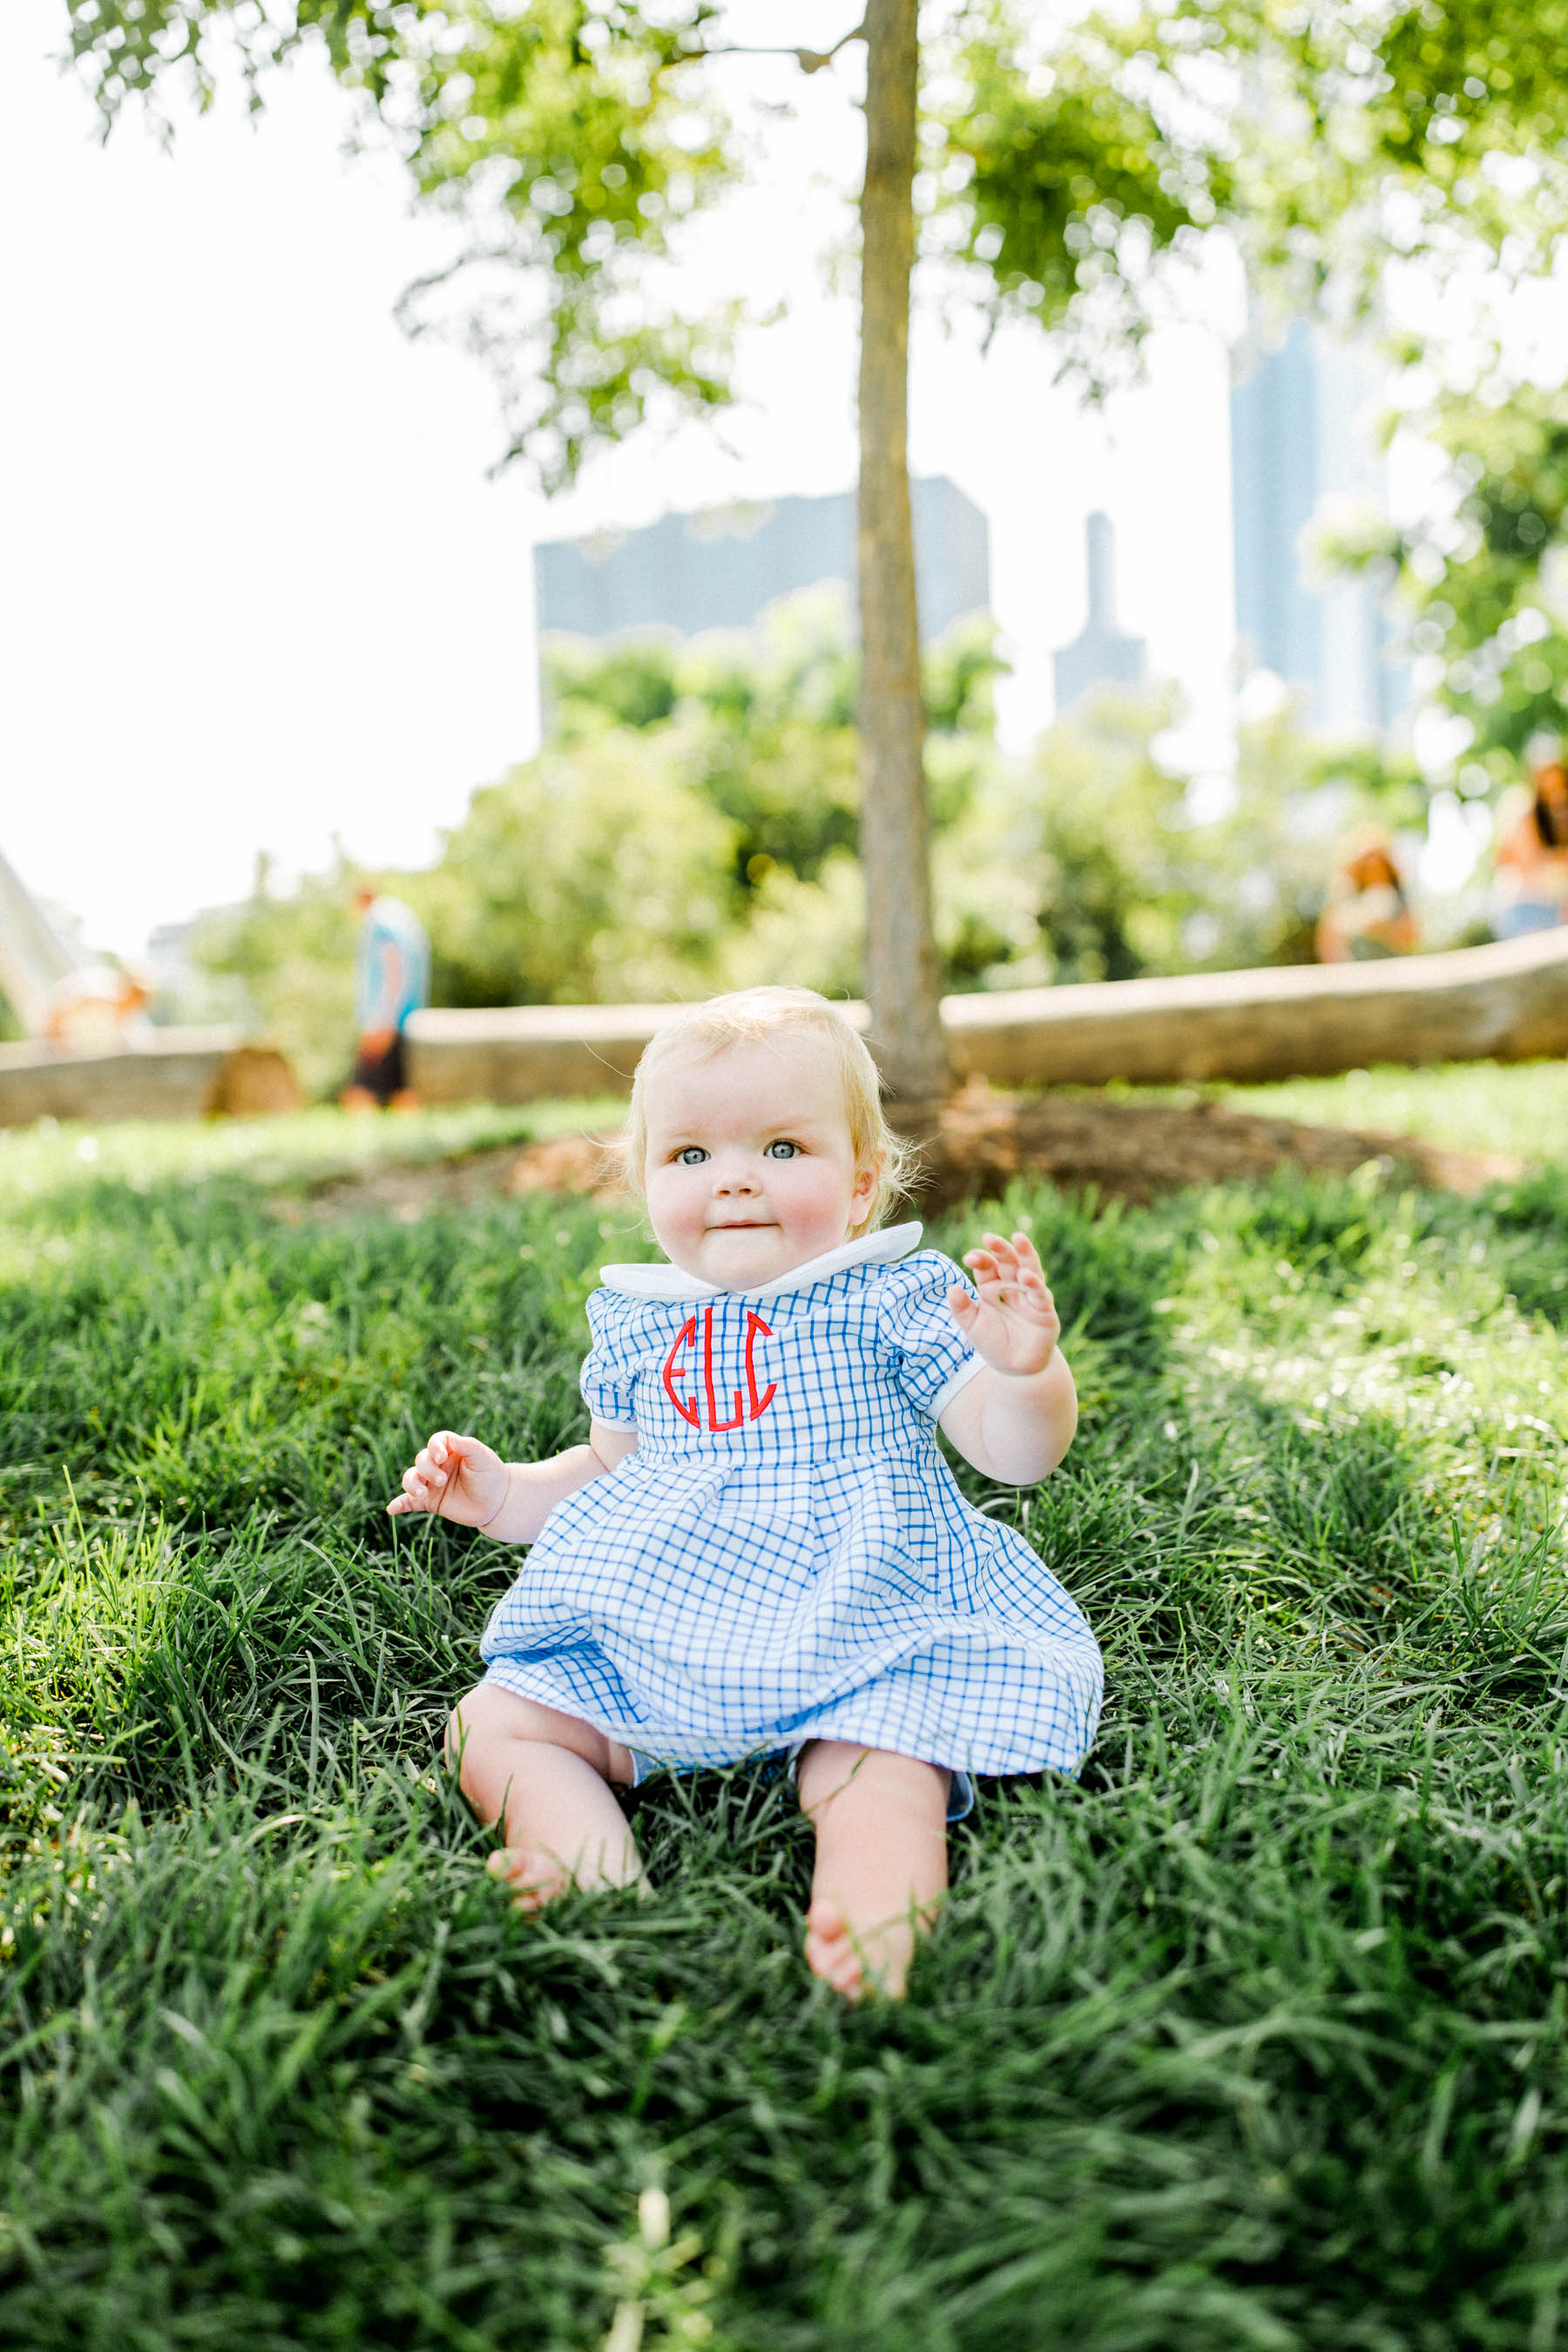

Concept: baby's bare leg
[[796, 1741, 950, 2000], [445, 1683, 643, 1908]]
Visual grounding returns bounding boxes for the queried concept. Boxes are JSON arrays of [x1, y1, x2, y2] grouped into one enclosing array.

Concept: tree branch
[[691, 23, 866, 73]]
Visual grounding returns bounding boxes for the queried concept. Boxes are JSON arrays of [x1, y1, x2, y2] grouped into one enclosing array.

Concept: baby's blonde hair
[[623, 988, 916, 1237]]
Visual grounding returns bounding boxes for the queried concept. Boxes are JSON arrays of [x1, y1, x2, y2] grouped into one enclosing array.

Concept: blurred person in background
[[341, 885, 429, 1111], [1491, 737, 1568, 939], [43, 963, 152, 1051], [1315, 827, 1419, 963]]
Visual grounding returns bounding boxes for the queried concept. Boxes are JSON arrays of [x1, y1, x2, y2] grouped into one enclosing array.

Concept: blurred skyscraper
[[1051, 511, 1146, 711], [1231, 321, 1405, 733], [534, 476, 990, 645]]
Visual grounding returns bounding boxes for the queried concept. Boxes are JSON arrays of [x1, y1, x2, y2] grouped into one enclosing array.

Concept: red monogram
[[743, 1312, 776, 1419], [662, 1307, 777, 1431], [661, 1315, 701, 1427]]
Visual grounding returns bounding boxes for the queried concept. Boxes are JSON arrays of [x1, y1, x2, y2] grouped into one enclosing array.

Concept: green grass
[[1221, 1059, 1568, 1165], [3, 1091, 1568, 2349], [0, 1098, 626, 1206]]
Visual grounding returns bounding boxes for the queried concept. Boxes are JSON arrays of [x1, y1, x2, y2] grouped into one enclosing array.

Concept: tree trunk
[[857, 0, 950, 1117]]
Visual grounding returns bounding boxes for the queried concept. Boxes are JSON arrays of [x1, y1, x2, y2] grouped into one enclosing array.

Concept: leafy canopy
[[67, 0, 1568, 488], [1326, 386, 1568, 778]]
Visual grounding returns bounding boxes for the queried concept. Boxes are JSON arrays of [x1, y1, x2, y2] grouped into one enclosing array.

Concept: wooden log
[[940, 924, 1568, 1087], [405, 927, 1568, 1104], [406, 1002, 692, 1105], [0, 1032, 301, 1127]]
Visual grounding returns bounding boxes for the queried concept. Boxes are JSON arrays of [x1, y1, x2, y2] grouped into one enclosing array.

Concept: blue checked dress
[[479, 1223, 1103, 1795]]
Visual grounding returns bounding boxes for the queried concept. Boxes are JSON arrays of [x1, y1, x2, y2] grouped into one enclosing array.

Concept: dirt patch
[[268, 1132, 625, 1225], [271, 1085, 1521, 1224], [504, 1132, 625, 1203], [914, 1080, 1523, 1211], [268, 1143, 534, 1225]]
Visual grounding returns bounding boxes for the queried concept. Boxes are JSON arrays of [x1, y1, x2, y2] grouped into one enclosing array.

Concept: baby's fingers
[[388, 1487, 434, 1516], [429, 1429, 491, 1470], [989, 1231, 1050, 1299], [980, 1229, 1042, 1284], [1007, 1230, 1050, 1288], [389, 1430, 491, 1520], [391, 1461, 443, 1513], [962, 1246, 1004, 1291], [964, 1234, 1041, 1302]]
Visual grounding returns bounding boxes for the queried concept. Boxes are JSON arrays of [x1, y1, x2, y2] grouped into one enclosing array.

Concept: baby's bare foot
[[804, 1895, 916, 2002], [486, 1846, 571, 1911], [486, 1845, 651, 1910]]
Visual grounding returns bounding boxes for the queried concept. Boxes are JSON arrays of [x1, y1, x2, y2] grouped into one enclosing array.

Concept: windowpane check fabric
[[479, 1225, 1104, 1783]]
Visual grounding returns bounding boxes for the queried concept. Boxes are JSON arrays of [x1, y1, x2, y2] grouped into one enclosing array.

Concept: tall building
[[1231, 321, 1404, 733], [534, 476, 990, 645], [1051, 512, 1146, 711]]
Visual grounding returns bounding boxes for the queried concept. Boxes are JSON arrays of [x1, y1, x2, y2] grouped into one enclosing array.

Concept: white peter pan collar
[[598, 1220, 924, 1304]]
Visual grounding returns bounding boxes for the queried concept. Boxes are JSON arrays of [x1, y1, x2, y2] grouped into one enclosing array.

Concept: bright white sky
[[3, 0, 1240, 959]]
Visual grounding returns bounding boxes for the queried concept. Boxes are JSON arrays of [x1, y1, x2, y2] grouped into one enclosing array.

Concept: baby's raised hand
[[388, 1430, 510, 1528], [950, 1230, 1061, 1378]]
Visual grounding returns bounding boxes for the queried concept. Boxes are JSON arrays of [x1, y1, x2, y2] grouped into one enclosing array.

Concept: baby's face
[[641, 1034, 877, 1289]]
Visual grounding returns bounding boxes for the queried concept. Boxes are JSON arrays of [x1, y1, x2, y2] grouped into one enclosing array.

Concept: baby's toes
[[805, 1898, 865, 2001], [487, 1847, 569, 1912], [825, 1946, 866, 2000], [806, 1893, 844, 1943]]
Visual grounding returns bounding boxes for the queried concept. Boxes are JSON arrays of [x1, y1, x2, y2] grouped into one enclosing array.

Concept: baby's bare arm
[[482, 1423, 638, 1543], [938, 1353, 1078, 1484], [389, 1422, 637, 1542]]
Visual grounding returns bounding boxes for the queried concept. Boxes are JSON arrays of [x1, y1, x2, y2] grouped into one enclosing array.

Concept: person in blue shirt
[[341, 886, 429, 1111]]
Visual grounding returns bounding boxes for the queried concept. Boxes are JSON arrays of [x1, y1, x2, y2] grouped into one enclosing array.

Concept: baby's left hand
[[950, 1230, 1061, 1377]]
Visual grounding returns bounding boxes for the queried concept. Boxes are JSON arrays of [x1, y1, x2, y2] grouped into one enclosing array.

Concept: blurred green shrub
[[198, 592, 1401, 1094], [1320, 383, 1568, 779], [935, 692, 1416, 990], [409, 727, 738, 1010], [193, 858, 361, 1098]]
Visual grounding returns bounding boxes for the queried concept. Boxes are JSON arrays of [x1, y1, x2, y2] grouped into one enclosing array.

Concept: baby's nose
[[713, 1157, 759, 1192]]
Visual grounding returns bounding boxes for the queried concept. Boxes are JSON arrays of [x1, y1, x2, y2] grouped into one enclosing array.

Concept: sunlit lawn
[[3, 1069, 1567, 2348], [1226, 1058, 1568, 1164]]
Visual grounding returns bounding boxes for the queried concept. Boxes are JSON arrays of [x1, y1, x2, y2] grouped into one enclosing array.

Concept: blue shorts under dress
[[479, 1223, 1104, 1812]]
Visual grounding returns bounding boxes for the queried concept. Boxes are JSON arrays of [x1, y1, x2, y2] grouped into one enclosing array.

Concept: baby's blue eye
[[675, 1146, 709, 1166], [765, 1139, 801, 1159]]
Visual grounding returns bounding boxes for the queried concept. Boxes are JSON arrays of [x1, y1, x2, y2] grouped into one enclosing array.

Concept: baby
[[391, 988, 1102, 1997]]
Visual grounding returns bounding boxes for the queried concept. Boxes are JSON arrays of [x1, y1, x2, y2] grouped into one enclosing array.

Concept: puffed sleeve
[[579, 1288, 640, 1429], [878, 1251, 985, 1420]]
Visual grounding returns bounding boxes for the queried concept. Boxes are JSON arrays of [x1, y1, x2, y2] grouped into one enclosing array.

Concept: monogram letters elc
[[661, 1307, 777, 1431]]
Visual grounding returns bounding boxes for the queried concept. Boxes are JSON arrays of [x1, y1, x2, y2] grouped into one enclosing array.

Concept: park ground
[[3, 1064, 1568, 2349]]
